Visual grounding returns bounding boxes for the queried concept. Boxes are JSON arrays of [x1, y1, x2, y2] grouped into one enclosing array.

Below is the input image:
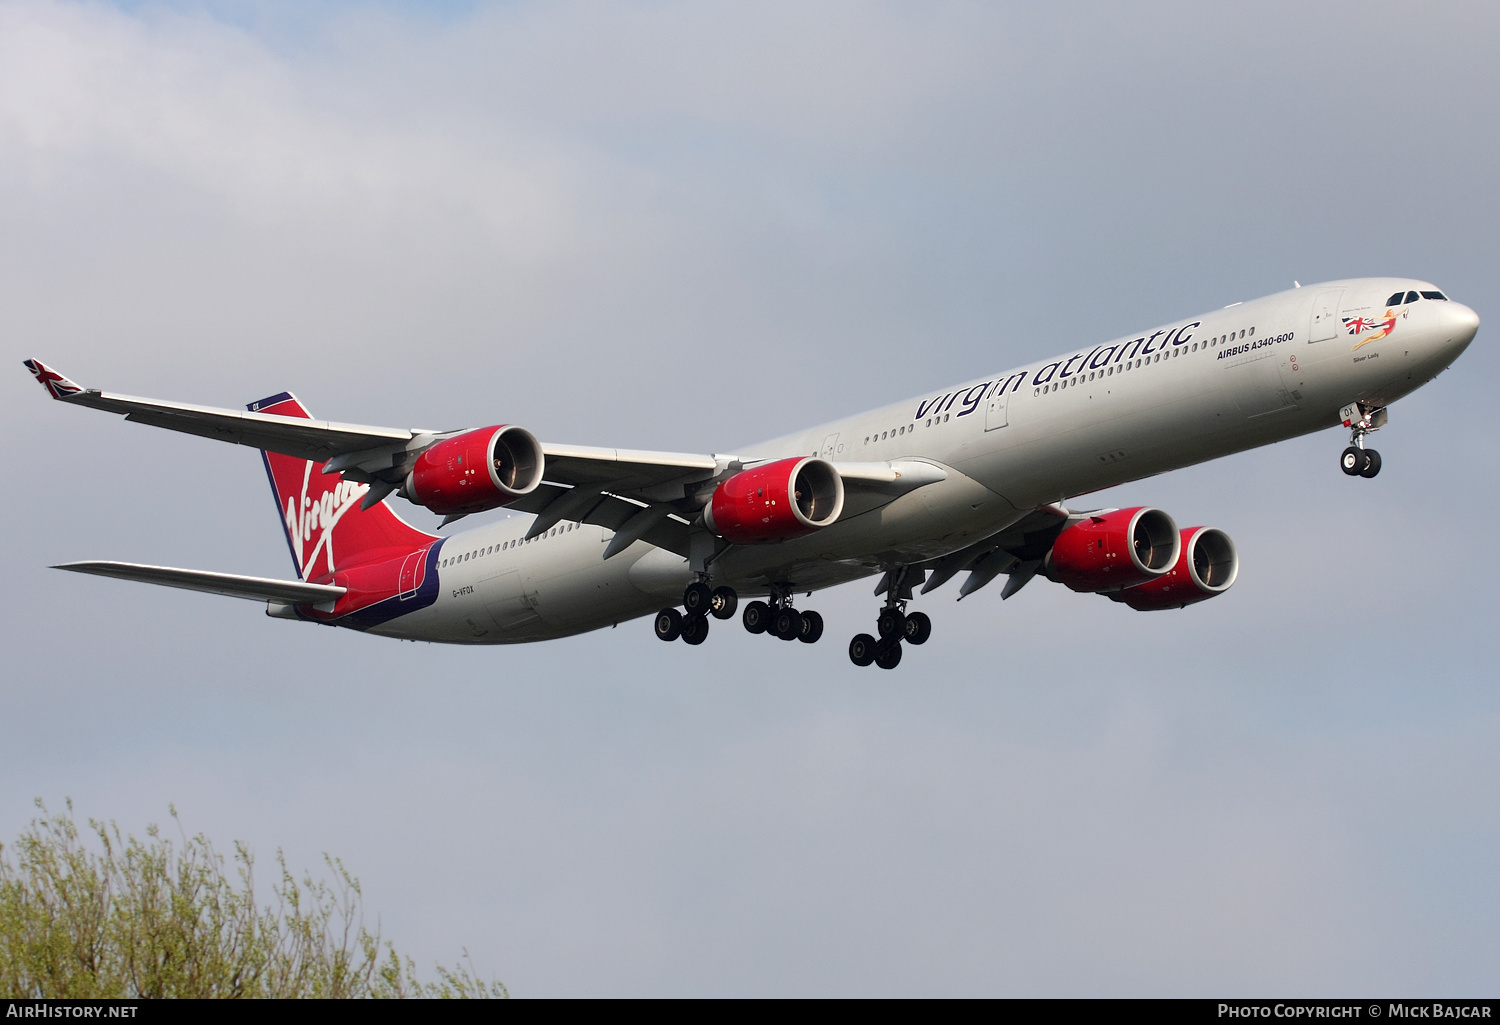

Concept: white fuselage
[[371, 278, 1477, 644]]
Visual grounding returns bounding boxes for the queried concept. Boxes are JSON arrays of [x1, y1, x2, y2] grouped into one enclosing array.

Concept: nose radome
[[1452, 302, 1480, 339], [1435, 301, 1479, 361]]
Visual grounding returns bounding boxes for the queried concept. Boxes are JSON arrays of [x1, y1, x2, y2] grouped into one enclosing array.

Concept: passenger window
[[1421, 291, 1447, 300], [1405, 291, 1420, 303], [1387, 292, 1405, 306]]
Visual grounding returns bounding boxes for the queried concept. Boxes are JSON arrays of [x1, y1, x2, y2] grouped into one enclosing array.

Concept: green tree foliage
[[0, 800, 507, 999]]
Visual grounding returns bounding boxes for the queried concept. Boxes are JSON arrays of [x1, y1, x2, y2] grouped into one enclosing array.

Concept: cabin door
[[1310, 289, 1344, 343], [984, 387, 1010, 431]]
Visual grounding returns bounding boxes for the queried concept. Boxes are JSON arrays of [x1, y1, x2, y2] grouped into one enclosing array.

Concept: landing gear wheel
[[874, 641, 903, 670], [773, 608, 804, 641], [876, 607, 907, 640], [683, 581, 713, 615], [797, 610, 824, 644], [849, 633, 878, 667], [903, 611, 931, 645], [1340, 446, 1367, 476], [742, 600, 771, 634], [654, 608, 683, 642], [1360, 449, 1382, 478], [680, 614, 710, 645], [709, 586, 739, 620]]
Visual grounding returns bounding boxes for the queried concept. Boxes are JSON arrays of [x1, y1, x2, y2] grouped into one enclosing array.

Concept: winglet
[[23, 359, 84, 400]]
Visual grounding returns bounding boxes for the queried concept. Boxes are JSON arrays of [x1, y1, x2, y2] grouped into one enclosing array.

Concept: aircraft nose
[[1439, 301, 1480, 358]]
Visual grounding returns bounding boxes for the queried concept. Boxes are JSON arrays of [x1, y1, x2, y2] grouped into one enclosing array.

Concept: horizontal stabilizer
[[53, 561, 346, 604]]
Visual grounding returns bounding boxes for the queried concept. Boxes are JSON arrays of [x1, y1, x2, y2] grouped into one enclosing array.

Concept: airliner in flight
[[25, 278, 1477, 669]]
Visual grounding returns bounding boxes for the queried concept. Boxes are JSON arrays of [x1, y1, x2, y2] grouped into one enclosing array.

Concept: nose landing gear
[[1338, 403, 1386, 478]]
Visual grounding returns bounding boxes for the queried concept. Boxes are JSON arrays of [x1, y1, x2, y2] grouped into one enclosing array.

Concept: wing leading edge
[[23, 359, 724, 496], [25, 360, 953, 563]]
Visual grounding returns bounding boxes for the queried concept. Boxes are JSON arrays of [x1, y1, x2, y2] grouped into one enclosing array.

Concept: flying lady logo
[[1344, 307, 1405, 351], [284, 460, 370, 580]]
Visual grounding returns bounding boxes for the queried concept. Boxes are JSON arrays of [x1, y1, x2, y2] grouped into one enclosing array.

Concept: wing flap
[[54, 561, 346, 604]]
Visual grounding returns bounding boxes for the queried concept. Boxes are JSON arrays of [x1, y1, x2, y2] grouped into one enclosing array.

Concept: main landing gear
[[654, 579, 826, 647], [849, 567, 931, 670], [654, 580, 739, 646], [1338, 403, 1386, 479], [741, 584, 824, 644]]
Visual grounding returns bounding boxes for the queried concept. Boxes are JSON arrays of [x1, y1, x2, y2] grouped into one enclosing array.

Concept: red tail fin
[[249, 393, 436, 582]]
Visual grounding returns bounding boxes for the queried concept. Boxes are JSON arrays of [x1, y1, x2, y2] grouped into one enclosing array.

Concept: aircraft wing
[[54, 561, 346, 603], [24, 360, 949, 557], [24, 359, 722, 496], [917, 504, 1089, 600]]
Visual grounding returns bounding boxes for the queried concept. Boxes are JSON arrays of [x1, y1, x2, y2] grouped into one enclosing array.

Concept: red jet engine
[[1046, 506, 1180, 592], [704, 457, 844, 544], [1111, 526, 1238, 611], [404, 426, 544, 516]]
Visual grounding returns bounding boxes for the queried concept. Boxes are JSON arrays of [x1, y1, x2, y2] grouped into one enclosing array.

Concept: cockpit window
[[1404, 290, 1421, 303], [1420, 290, 1448, 301], [1386, 292, 1405, 306]]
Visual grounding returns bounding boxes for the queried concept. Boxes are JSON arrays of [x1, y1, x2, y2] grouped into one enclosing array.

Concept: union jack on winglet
[[24, 359, 83, 400]]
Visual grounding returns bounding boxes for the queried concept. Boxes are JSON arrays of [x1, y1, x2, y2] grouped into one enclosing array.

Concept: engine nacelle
[[704, 457, 844, 544], [1045, 506, 1180, 592], [1111, 526, 1239, 611], [404, 425, 543, 516]]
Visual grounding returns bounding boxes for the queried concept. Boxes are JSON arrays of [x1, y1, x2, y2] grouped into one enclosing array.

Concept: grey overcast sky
[[3, 0, 1497, 997]]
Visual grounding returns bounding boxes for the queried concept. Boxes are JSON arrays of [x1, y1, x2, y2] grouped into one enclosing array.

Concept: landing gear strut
[[742, 584, 824, 644], [1339, 403, 1385, 478], [850, 566, 931, 670], [654, 579, 739, 646]]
